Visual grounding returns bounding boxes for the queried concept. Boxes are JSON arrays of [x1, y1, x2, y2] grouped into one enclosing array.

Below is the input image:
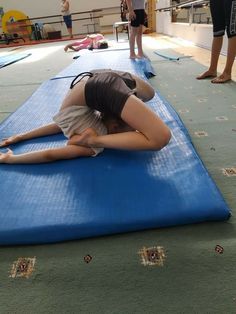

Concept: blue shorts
[[63, 15, 72, 28], [210, 0, 236, 38]]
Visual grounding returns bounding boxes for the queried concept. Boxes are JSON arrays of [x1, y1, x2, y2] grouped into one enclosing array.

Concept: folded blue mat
[[0, 53, 31, 68], [0, 50, 230, 245]]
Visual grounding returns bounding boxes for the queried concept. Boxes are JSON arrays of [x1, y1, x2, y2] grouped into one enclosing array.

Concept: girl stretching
[[0, 69, 171, 164], [64, 34, 106, 52]]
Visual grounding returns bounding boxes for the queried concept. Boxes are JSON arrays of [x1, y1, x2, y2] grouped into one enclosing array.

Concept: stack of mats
[[0, 50, 230, 245]]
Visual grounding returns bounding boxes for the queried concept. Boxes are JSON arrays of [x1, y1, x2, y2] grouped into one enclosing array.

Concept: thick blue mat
[[0, 53, 31, 68], [0, 50, 230, 245]]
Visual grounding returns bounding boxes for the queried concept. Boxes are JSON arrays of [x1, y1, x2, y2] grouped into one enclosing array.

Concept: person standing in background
[[126, 0, 146, 59], [197, 0, 236, 83], [61, 0, 73, 38]]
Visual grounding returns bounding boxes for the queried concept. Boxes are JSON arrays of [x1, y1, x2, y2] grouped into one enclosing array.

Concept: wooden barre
[[18, 9, 102, 22], [16, 16, 103, 27]]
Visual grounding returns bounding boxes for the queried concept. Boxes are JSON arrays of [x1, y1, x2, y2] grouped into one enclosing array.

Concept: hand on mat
[[67, 128, 98, 147], [0, 135, 22, 147], [0, 148, 13, 163]]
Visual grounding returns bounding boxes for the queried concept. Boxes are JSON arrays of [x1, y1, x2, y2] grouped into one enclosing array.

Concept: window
[[171, 0, 211, 24]]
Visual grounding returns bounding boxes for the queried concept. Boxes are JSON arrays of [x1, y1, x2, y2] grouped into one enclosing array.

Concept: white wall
[[0, 0, 120, 35], [156, 0, 228, 55], [0, 0, 119, 17]]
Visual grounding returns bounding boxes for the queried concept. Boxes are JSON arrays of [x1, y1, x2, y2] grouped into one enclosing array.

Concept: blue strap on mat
[[0, 50, 230, 245], [0, 53, 31, 68]]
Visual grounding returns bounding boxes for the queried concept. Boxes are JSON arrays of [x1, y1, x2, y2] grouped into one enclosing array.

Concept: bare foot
[[211, 73, 231, 84], [196, 70, 217, 80], [64, 46, 69, 52], [129, 54, 137, 59], [0, 148, 13, 164], [136, 54, 145, 59], [67, 128, 98, 147]]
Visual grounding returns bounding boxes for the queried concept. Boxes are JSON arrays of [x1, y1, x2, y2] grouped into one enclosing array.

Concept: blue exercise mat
[[0, 50, 230, 245], [0, 53, 31, 68]]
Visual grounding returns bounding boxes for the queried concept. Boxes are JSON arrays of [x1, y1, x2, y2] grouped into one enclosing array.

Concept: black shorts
[[210, 0, 236, 38], [84, 70, 136, 117], [131, 9, 146, 27]]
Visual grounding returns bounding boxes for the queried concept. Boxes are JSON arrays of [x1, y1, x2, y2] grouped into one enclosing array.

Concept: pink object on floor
[[72, 34, 104, 51]]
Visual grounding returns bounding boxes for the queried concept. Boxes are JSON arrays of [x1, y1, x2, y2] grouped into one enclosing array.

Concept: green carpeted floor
[[149, 54, 236, 211], [0, 45, 235, 314]]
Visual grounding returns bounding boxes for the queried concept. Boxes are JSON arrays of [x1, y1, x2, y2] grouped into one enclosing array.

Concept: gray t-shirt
[[132, 0, 145, 10]]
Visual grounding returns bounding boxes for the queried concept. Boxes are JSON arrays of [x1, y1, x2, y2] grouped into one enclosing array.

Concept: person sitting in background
[[64, 34, 107, 52]]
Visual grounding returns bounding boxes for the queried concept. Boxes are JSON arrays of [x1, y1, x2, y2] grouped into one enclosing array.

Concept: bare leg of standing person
[[129, 25, 144, 59], [211, 36, 236, 83], [196, 36, 222, 79], [136, 25, 144, 58], [129, 25, 138, 59], [68, 27, 73, 39]]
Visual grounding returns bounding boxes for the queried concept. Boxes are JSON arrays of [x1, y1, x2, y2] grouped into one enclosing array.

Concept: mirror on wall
[[171, 0, 211, 24]]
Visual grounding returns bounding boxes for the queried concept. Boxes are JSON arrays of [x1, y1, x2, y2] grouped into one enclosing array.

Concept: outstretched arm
[[0, 144, 94, 164], [0, 123, 62, 147]]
